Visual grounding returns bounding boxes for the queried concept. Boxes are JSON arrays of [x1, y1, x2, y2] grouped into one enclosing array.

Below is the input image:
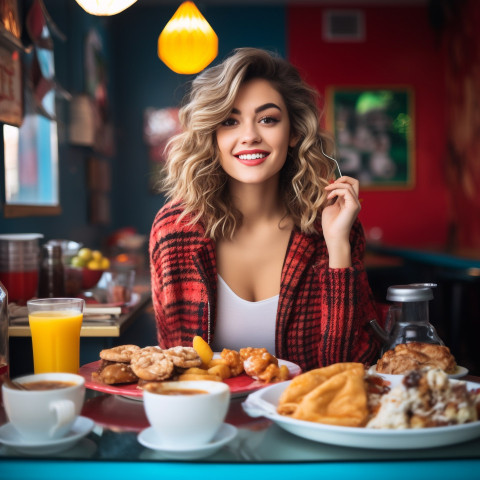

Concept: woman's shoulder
[[151, 200, 205, 237]]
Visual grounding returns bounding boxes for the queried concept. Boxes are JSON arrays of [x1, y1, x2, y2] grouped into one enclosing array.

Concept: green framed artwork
[[327, 87, 414, 189]]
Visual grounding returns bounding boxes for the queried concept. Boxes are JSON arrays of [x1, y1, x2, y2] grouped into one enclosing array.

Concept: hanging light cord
[[320, 140, 342, 179]]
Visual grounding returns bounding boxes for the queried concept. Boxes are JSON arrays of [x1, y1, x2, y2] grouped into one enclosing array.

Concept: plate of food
[[242, 363, 480, 450], [370, 342, 468, 379], [368, 364, 469, 380], [78, 341, 301, 400]]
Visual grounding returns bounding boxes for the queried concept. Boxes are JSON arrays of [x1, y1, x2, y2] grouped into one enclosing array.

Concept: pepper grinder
[[38, 244, 65, 298]]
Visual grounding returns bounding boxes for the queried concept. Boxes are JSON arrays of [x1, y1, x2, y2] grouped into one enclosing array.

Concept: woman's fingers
[[324, 176, 360, 204], [325, 176, 359, 194]]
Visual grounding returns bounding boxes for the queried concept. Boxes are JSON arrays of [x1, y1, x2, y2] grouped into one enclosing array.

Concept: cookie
[[165, 346, 202, 368], [99, 344, 141, 363], [130, 348, 174, 381]]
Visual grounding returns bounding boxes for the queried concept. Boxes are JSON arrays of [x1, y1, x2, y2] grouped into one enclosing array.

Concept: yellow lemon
[[78, 248, 93, 262], [100, 257, 110, 269], [92, 250, 103, 262], [87, 260, 102, 270], [70, 256, 86, 268], [193, 335, 214, 366]]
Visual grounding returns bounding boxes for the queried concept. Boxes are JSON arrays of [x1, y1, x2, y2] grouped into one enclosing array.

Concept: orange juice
[[29, 310, 83, 373]]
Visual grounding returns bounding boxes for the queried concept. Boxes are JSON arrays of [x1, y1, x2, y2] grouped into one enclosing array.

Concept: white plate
[[0, 416, 95, 455], [242, 380, 480, 450], [137, 423, 238, 459], [368, 364, 469, 380]]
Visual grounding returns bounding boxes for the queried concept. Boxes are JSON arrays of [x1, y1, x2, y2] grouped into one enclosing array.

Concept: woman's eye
[[221, 118, 237, 127], [259, 116, 279, 125]]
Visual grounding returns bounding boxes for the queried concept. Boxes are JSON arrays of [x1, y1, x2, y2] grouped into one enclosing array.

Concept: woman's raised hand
[[322, 176, 361, 268]]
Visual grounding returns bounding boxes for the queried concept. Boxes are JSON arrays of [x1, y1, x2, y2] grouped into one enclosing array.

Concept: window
[[4, 114, 59, 207]]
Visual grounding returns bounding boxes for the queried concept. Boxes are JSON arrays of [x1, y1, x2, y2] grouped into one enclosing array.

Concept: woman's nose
[[241, 122, 261, 143]]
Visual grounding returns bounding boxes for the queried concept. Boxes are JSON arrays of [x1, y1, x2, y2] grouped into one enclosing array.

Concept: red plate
[[78, 357, 301, 399]]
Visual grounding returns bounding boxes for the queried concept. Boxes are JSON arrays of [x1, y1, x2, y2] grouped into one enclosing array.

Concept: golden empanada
[[277, 362, 368, 427], [277, 362, 364, 415]]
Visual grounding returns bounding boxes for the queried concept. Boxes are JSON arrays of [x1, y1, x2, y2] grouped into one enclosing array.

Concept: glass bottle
[[0, 281, 8, 377], [38, 245, 65, 298]]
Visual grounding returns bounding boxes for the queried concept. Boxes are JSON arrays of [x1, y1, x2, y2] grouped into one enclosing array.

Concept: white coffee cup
[[142, 380, 230, 448], [2, 372, 86, 441]]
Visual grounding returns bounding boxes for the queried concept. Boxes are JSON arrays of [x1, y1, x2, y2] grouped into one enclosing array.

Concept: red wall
[[288, 5, 449, 248]]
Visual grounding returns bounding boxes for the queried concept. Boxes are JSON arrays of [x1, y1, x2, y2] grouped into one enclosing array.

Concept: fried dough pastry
[[92, 360, 138, 385], [277, 363, 368, 427], [207, 363, 231, 380], [220, 349, 244, 376], [239, 347, 268, 361], [240, 347, 289, 383], [376, 342, 457, 375]]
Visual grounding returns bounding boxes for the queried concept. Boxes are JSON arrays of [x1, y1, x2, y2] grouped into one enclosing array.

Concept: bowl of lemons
[[69, 248, 111, 291]]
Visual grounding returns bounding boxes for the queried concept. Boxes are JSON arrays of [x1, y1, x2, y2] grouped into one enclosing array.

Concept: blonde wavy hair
[[161, 47, 337, 239]]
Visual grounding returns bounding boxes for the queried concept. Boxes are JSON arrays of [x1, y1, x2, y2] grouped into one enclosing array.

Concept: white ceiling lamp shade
[[75, 0, 138, 16]]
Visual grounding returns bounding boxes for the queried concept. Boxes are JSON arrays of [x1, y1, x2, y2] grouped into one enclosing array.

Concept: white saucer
[[137, 423, 238, 460], [0, 416, 95, 455], [369, 364, 469, 379]]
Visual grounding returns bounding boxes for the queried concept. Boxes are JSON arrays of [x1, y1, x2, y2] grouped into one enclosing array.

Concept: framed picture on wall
[[0, 0, 23, 126], [327, 87, 414, 189], [143, 107, 181, 191]]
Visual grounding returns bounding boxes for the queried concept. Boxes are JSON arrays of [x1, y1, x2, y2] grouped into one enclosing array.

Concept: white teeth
[[238, 153, 267, 160]]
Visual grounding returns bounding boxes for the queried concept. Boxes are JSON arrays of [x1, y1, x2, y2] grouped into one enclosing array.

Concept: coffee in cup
[[142, 380, 230, 447], [2, 372, 85, 441]]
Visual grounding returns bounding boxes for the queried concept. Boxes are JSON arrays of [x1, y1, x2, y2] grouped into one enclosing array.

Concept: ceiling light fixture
[[158, 1, 218, 75], [75, 0, 138, 16]]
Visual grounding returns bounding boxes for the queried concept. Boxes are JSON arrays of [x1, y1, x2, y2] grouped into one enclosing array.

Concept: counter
[[7, 284, 154, 377], [1, 376, 479, 479], [8, 288, 152, 338]]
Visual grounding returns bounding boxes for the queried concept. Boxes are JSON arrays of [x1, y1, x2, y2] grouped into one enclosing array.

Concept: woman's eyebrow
[[230, 103, 282, 115], [255, 102, 282, 114]]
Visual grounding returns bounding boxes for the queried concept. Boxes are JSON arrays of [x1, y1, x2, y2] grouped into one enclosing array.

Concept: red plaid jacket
[[150, 201, 380, 371]]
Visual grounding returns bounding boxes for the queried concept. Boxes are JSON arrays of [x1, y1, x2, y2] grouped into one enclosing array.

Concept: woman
[[150, 48, 380, 371]]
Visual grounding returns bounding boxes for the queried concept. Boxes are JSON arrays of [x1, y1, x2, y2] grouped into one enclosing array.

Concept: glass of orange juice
[[27, 298, 84, 374]]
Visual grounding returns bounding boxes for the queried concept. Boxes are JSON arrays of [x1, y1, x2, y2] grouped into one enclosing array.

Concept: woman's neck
[[228, 177, 286, 227]]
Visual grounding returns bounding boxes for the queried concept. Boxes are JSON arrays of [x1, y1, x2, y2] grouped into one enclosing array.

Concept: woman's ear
[[289, 133, 300, 148]]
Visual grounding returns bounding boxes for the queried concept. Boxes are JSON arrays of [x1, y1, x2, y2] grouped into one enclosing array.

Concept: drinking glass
[[27, 298, 84, 374]]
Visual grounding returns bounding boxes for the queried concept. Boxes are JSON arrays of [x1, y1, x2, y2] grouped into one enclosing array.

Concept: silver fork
[[321, 140, 342, 179]]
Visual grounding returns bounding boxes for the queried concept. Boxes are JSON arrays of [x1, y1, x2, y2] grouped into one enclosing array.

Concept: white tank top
[[211, 275, 278, 354]]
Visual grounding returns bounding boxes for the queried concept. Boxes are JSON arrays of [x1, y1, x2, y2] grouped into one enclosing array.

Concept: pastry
[[376, 342, 457, 375], [277, 363, 369, 427], [92, 360, 138, 385]]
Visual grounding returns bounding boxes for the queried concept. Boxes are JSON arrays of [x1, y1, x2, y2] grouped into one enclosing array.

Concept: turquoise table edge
[[1, 459, 480, 480], [367, 244, 480, 270]]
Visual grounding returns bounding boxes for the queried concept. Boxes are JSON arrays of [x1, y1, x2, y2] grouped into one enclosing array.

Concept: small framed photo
[[327, 87, 415, 189], [0, 0, 23, 126]]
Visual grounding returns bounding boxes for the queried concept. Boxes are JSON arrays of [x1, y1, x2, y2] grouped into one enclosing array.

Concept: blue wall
[[109, 3, 287, 236], [0, 1, 287, 248]]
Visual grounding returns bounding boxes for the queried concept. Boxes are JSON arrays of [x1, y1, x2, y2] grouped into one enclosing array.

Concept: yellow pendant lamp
[[158, 1, 218, 75], [75, 0, 138, 16]]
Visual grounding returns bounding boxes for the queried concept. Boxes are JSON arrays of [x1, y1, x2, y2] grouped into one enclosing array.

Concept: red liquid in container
[[0, 270, 38, 304]]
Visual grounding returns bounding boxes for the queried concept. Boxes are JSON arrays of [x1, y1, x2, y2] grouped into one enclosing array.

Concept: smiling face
[[215, 78, 296, 187]]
